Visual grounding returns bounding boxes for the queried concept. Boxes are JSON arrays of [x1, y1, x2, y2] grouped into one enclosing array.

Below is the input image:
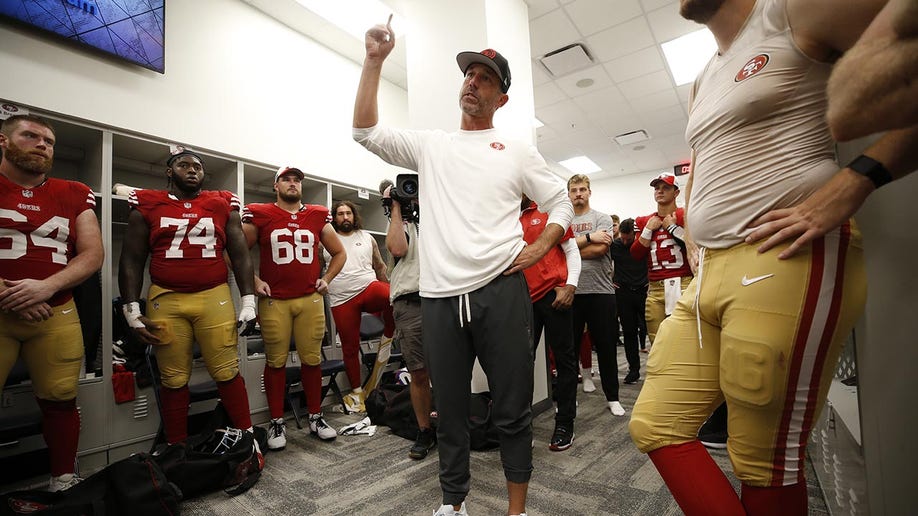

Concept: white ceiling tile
[[536, 99, 591, 128], [628, 87, 680, 111], [640, 0, 674, 12], [531, 61, 554, 85], [676, 83, 693, 103], [564, 0, 643, 37], [525, 0, 561, 20], [595, 112, 645, 138], [536, 125, 560, 142], [603, 46, 666, 83], [570, 84, 626, 109], [641, 116, 687, 138], [534, 81, 568, 108], [554, 64, 615, 98], [641, 104, 686, 126], [584, 17, 656, 62], [646, 4, 702, 43], [617, 70, 674, 100], [529, 10, 582, 57]]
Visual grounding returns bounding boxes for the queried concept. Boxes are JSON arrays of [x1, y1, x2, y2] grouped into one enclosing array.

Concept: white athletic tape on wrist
[[122, 301, 145, 329], [641, 227, 654, 241]]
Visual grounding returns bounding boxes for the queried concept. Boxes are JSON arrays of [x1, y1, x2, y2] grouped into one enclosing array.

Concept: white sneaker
[[609, 401, 626, 416], [267, 417, 287, 450], [582, 376, 596, 393], [49, 473, 81, 492], [433, 502, 468, 516], [309, 413, 337, 440]]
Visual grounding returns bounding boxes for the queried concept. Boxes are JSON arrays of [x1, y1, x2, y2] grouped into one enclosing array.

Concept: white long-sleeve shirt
[[354, 124, 573, 298]]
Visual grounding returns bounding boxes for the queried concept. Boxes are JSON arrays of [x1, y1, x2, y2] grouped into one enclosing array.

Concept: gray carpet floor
[[184, 347, 829, 515]]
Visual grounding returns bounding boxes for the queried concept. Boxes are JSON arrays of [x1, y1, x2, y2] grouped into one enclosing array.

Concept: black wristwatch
[[847, 155, 892, 189], [585, 233, 592, 243]]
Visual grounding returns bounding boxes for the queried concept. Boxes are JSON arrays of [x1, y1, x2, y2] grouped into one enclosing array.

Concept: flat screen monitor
[[0, 0, 165, 73]]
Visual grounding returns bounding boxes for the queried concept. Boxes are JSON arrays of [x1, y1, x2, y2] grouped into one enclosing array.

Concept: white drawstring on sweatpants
[[693, 246, 706, 348], [457, 293, 472, 327]]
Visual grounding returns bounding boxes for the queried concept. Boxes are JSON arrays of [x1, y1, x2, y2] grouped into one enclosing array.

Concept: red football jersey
[[242, 203, 330, 299], [0, 175, 96, 306], [631, 207, 693, 281], [519, 202, 574, 303], [130, 189, 238, 293]]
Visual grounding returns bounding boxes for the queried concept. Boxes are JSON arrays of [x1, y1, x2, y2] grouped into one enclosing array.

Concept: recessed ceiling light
[[295, 0, 405, 40], [632, 145, 646, 151], [575, 78, 594, 88], [559, 156, 601, 174], [661, 28, 718, 85]]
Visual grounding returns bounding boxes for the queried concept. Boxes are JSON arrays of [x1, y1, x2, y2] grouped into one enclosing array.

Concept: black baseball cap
[[456, 49, 512, 93]]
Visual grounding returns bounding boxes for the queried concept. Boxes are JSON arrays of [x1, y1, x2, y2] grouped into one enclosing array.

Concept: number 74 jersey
[[130, 189, 238, 293], [241, 202, 330, 299], [0, 175, 96, 306]]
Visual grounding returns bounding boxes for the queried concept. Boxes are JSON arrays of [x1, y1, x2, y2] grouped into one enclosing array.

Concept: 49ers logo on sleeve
[[734, 54, 769, 82], [490, 142, 505, 151]]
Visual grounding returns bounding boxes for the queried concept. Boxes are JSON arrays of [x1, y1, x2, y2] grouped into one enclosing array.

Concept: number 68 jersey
[[130, 189, 238, 293], [0, 175, 96, 306], [242, 203, 330, 299]]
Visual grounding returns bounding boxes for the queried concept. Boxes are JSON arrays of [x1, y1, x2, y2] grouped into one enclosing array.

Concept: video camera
[[380, 174, 419, 223]]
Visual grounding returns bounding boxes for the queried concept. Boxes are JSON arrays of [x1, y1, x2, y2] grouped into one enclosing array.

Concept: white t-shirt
[[324, 229, 376, 307], [354, 125, 573, 298]]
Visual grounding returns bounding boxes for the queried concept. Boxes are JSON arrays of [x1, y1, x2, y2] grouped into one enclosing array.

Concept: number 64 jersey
[[0, 175, 96, 306], [129, 189, 238, 293], [241, 203, 330, 299]]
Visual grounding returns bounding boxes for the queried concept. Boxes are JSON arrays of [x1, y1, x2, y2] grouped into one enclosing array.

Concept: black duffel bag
[[1, 453, 181, 516]]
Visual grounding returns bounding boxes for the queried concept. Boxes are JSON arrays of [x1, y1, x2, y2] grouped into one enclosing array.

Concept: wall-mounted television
[[0, 0, 165, 73]]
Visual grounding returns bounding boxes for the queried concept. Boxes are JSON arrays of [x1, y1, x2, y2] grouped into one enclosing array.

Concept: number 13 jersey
[[130, 189, 237, 293], [242, 203, 330, 299]]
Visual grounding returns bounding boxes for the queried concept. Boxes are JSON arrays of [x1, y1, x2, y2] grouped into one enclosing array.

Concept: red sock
[[742, 482, 807, 516], [160, 386, 190, 443], [37, 398, 80, 476], [648, 441, 745, 516], [301, 364, 322, 414], [263, 365, 286, 419], [217, 374, 252, 430]]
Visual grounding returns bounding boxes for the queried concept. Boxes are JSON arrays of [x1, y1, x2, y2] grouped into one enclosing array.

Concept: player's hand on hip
[[745, 169, 873, 259], [505, 244, 541, 275], [237, 294, 258, 336], [0, 278, 55, 311], [315, 278, 329, 295]]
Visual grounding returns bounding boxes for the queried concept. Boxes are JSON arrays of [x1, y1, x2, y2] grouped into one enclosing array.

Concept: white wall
[[0, 0, 408, 189], [589, 170, 678, 221]]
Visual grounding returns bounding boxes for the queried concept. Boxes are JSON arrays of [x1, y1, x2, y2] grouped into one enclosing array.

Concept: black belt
[[394, 292, 422, 303]]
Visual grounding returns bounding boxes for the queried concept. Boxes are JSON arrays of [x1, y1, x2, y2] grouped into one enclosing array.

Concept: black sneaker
[[624, 370, 640, 384], [699, 430, 728, 449], [548, 425, 574, 451], [409, 428, 436, 460]]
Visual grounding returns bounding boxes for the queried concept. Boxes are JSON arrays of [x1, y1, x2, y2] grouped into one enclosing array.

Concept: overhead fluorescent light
[[295, 0, 405, 40], [534, 118, 544, 128], [559, 156, 601, 174], [661, 28, 717, 85], [613, 130, 649, 146]]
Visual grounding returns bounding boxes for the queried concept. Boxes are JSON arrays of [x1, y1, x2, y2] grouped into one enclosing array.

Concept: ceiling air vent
[[613, 130, 650, 146], [539, 43, 593, 77]]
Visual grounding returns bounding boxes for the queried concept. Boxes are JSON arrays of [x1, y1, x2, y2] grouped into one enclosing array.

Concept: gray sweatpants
[[422, 272, 534, 506]]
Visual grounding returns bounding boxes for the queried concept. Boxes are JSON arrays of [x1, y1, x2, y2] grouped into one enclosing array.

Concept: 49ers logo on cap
[[735, 54, 769, 82], [490, 142, 505, 151], [481, 49, 497, 59]]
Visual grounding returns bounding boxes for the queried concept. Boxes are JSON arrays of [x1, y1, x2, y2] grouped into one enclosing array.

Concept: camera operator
[[381, 177, 434, 460]]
